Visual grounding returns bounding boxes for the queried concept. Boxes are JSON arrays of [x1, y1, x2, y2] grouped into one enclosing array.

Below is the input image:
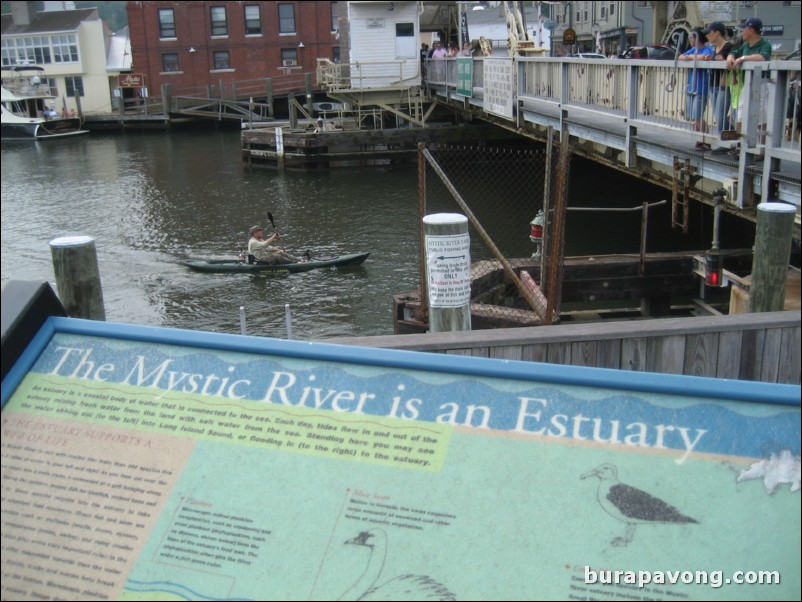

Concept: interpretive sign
[[456, 57, 473, 98], [483, 58, 515, 119], [1, 318, 800, 601]]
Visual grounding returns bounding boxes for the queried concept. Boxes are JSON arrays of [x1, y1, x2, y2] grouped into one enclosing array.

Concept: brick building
[[127, 1, 340, 94]]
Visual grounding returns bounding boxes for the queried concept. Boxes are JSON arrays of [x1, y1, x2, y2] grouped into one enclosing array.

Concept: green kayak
[[184, 252, 370, 274]]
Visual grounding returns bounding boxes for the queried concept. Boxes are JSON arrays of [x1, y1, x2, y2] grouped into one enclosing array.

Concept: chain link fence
[[416, 139, 571, 329]]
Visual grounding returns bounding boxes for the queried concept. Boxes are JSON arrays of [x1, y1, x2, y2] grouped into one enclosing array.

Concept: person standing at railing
[[726, 18, 773, 138], [703, 22, 735, 136], [679, 28, 715, 144], [431, 41, 447, 82]]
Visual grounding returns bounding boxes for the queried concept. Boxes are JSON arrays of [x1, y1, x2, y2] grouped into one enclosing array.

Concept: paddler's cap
[[249, 225, 263, 235]]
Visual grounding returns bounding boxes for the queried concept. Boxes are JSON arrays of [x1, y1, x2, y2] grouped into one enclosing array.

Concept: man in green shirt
[[726, 18, 773, 67], [725, 18, 773, 137]]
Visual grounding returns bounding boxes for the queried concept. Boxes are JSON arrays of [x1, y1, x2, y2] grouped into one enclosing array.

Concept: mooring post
[[284, 303, 293, 339], [161, 84, 171, 116], [240, 306, 247, 335], [305, 73, 314, 115], [49, 236, 106, 321], [265, 78, 274, 118], [749, 202, 796, 313], [423, 213, 471, 333]]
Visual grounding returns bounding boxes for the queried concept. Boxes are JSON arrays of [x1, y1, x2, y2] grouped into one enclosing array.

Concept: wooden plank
[[716, 330, 744, 380], [738, 329, 764, 381], [521, 344, 548, 363], [570, 340, 598, 367], [646, 335, 685, 374], [444, 348, 473, 356], [621, 337, 647, 371], [682, 332, 719, 378], [326, 312, 801, 384], [331, 312, 800, 352], [489, 345, 524, 361], [596, 339, 622, 369], [777, 326, 802, 384], [547, 342, 571, 365], [759, 328, 783, 383]]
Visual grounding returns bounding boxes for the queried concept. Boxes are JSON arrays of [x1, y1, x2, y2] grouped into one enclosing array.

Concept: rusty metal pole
[[417, 143, 429, 322]]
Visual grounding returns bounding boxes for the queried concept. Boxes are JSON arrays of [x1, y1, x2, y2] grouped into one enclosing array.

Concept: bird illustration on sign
[[581, 463, 699, 547], [337, 529, 456, 601]]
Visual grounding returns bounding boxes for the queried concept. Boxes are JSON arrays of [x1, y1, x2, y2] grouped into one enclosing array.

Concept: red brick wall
[[127, 1, 338, 95]]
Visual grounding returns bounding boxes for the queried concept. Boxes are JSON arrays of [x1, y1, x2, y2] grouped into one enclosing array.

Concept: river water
[[1, 128, 752, 339]]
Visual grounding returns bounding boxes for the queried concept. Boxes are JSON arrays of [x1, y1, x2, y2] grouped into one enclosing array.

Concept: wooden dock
[[241, 122, 521, 169], [330, 311, 800, 385], [393, 251, 755, 334]]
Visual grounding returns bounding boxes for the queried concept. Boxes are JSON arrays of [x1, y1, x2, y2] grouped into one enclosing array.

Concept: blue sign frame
[[2, 317, 799, 601]]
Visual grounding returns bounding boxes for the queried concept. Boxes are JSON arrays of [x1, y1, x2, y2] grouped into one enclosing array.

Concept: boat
[[184, 252, 370, 274], [1, 65, 88, 140]]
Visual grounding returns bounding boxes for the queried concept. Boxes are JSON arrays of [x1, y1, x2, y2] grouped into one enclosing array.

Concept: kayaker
[[247, 225, 302, 265]]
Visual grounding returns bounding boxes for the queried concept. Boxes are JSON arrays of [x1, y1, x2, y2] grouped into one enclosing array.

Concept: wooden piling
[[49, 236, 106, 321], [749, 202, 796, 313], [423, 214, 471, 333]]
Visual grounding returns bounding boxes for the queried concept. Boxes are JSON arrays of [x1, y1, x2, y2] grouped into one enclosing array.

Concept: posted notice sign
[[1, 318, 799, 601], [425, 233, 471, 307], [483, 58, 515, 119]]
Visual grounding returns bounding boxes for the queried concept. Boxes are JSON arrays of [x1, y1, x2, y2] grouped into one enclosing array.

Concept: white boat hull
[[1, 114, 87, 140]]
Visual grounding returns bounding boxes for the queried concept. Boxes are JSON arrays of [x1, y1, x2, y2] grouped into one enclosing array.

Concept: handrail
[[425, 55, 801, 209]]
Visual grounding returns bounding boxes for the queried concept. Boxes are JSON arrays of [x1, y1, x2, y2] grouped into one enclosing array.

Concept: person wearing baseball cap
[[727, 17, 772, 70], [726, 17, 772, 139], [703, 22, 736, 135]]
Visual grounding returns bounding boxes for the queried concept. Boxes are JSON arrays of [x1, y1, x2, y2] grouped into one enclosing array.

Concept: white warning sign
[[426, 234, 471, 308]]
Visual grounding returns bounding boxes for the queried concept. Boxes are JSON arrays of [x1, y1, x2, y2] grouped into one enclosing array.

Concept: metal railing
[[426, 56, 802, 209], [317, 58, 421, 91]]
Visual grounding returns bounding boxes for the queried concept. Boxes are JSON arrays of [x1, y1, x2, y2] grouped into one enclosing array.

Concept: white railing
[[317, 58, 419, 91], [425, 56, 801, 208]]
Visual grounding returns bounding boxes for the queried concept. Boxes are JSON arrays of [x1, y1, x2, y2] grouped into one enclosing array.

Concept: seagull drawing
[[581, 463, 698, 547], [338, 529, 456, 601]]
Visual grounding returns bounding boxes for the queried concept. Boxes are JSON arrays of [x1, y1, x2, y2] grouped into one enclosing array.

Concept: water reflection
[[2, 131, 420, 338], [2, 131, 747, 338]]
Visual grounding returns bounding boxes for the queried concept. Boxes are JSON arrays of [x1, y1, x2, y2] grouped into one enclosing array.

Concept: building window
[[584, 9, 589, 21], [65, 76, 84, 97], [332, 47, 340, 63], [244, 5, 261, 35], [280, 48, 298, 67], [278, 4, 296, 34], [52, 35, 78, 63], [162, 53, 179, 72], [213, 51, 231, 69], [210, 6, 228, 36], [576, 10, 581, 22], [330, 1, 339, 32], [601, 6, 606, 18], [158, 8, 176, 38], [610, 2, 615, 15], [1, 36, 53, 65]]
